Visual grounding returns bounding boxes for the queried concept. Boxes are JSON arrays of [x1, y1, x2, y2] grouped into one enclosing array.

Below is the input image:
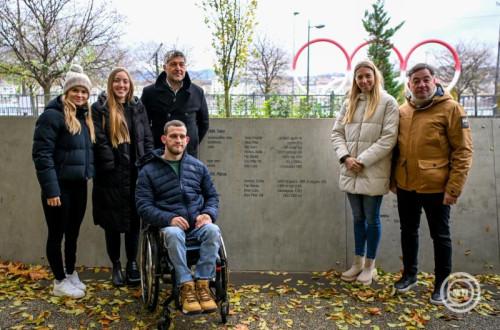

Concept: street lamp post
[[292, 11, 300, 96], [151, 43, 163, 77], [495, 23, 500, 116], [306, 20, 325, 103]]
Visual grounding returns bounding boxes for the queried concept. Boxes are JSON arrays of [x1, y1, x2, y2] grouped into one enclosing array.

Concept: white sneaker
[[52, 279, 85, 298], [66, 271, 86, 291]]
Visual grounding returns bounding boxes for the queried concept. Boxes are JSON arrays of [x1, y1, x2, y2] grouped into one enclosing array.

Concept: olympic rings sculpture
[[292, 38, 461, 93]]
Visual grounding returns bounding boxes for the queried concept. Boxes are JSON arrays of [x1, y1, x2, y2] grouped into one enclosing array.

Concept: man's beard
[[167, 145, 184, 155]]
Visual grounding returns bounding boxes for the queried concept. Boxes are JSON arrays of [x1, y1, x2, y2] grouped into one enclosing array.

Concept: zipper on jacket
[[406, 110, 416, 186], [351, 100, 367, 191], [176, 157, 192, 225], [80, 115, 90, 180]]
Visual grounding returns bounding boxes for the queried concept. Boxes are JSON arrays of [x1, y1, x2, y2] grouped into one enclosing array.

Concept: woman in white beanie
[[32, 64, 95, 298], [91, 67, 153, 286]]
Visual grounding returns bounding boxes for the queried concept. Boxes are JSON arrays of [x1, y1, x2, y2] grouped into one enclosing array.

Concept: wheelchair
[[140, 225, 230, 330]]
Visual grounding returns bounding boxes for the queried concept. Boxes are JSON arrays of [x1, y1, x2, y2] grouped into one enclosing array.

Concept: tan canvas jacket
[[394, 90, 473, 197]]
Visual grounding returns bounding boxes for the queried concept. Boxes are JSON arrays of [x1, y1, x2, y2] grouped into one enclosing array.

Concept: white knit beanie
[[63, 64, 92, 94]]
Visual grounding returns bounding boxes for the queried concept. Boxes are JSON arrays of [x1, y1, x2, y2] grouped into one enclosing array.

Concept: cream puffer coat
[[331, 91, 399, 196]]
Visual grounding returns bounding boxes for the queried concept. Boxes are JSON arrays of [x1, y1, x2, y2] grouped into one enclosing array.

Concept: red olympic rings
[[292, 38, 461, 92]]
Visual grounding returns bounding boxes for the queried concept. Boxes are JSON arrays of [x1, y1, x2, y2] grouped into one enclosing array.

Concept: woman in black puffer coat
[[92, 67, 153, 286], [32, 64, 95, 299]]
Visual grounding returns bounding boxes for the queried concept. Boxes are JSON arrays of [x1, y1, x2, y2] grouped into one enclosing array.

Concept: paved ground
[[0, 261, 498, 329]]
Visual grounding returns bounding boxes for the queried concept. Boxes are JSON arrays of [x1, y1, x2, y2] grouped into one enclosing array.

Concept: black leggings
[[104, 217, 140, 264], [42, 181, 87, 281]]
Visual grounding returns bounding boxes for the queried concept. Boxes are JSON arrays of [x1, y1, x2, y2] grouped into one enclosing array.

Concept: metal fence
[[205, 94, 343, 118], [0, 94, 99, 117], [460, 95, 497, 117], [0, 93, 497, 117]]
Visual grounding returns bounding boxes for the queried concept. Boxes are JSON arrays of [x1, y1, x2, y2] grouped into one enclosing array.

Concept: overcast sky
[[113, 0, 499, 76]]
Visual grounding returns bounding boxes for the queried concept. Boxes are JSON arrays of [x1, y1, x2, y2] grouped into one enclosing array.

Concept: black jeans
[[42, 181, 87, 281], [397, 188, 452, 286], [104, 216, 140, 264]]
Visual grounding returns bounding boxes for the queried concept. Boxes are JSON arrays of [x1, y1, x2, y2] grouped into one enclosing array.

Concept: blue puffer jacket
[[136, 149, 219, 230], [32, 96, 94, 198]]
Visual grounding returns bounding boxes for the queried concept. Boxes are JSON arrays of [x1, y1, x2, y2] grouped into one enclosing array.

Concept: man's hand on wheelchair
[[171, 216, 190, 230], [195, 214, 212, 229]]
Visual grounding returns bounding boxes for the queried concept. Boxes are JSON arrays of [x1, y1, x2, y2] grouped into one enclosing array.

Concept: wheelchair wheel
[[216, 236, 229, 298], [140, 231, 160, 312], [217, 236, 230, 323], [157, 315, 171, 330], [220, 300, 229, 324]]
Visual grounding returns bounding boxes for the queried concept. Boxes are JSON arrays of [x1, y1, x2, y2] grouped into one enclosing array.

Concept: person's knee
[[366, 216, 381, 226], [352, 216, 365, 224], [432, 231, 451, 243], [202, 223, 220, 241], [162, 226, 186, 243]]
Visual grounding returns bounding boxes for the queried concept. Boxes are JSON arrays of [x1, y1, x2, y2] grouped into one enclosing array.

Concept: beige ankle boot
[[356, 258, 377, 285], [341, 255, 364, 282]]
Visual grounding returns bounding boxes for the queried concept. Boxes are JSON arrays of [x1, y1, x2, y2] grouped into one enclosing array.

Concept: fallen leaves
[[367, 307, 382, 315], [1, 261, 50, 281], [0, 260, 154, 329], [0, 259, 499, 329]]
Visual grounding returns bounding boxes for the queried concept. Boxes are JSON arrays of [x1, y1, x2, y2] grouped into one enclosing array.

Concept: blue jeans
[[160, 223, 221, 285], [347, 193, 383, 259]]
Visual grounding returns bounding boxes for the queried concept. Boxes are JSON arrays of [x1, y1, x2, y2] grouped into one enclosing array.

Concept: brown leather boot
[[180, 281, 202, 314], [195, 279, 217, 313]]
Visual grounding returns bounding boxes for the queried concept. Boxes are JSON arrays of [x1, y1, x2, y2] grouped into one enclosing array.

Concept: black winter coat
[[136, 149, 219, 231], [91, 93, 153, 232], [32, 96, 94, 198], [140, 71, 209, 157]]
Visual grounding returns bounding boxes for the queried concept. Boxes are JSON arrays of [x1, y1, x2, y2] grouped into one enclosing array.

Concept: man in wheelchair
[[136, 120, 220, 315]]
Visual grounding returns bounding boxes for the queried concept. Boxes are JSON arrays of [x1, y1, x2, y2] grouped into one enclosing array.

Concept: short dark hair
[[164, 50, 186, 64], [407, 63, 436, 78], [163, 120, 186, 134]]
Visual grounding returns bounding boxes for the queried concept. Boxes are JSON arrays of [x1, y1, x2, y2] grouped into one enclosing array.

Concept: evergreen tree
[[362, 0, 404, 99]]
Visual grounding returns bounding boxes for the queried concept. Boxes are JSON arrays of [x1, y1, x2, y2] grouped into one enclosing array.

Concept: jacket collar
[[46, 95, 64, 112], [154, 71, 192, 91], [137, 148, 187, 168], [46, 95, 88, 116], [406, 84, 450, 110]]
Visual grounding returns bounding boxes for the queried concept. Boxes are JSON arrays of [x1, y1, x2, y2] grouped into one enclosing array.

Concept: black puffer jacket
[[32, 96, 94, 198], [140, 71, 209, 157], [91, 93, 153, 232]]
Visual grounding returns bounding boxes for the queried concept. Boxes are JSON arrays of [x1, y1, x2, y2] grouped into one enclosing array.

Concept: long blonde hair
[[62, 92, 95, 143], [106, 67, 134, 148], [343, 60, 383, 124]]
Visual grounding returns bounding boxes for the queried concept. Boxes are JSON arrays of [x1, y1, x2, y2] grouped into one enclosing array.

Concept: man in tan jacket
[[392, 63, 473, 305]]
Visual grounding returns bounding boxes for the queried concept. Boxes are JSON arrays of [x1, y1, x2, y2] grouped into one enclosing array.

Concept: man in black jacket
[[141, 50, 209, 158]]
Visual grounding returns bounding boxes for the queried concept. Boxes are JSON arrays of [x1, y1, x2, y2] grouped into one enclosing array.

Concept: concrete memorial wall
[[198, 119, 345, 271], [0, 117, 498, 273]]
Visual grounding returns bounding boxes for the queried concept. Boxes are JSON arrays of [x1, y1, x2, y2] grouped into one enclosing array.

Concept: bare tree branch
[[0, 0, 125, 102], [248, 36, 289, 95], [436, 40, 494, 99]]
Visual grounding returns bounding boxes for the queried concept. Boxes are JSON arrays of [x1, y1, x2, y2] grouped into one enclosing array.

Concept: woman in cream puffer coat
[[331, 60, 399, 285]]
